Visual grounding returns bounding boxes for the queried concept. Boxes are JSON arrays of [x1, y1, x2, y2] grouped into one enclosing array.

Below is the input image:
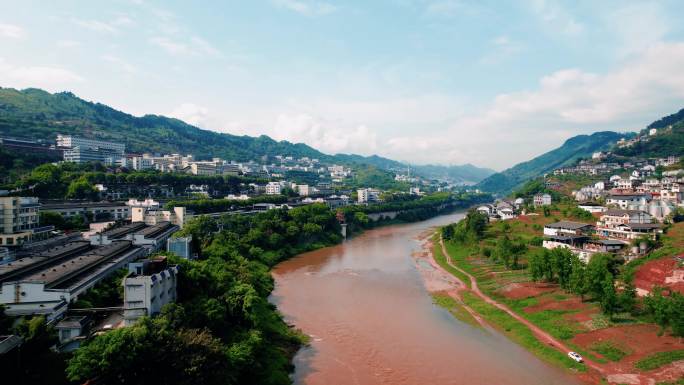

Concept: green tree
[[66, 177, 98, 200], [551, 247, 573, 289], [67, 317, 230, 385], [599, 272, 618, 318], [584, 253, 615, 300], [568, 256, 587, 300]]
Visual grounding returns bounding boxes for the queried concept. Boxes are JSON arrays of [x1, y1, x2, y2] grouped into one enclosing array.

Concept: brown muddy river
[[271, 212, 581, 385]]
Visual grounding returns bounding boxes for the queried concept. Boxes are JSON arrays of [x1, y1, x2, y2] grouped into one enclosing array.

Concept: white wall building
[[57, 134, 125, 154], [0, 197, 52, 247], [123, 257, 178, 326], [265, 182, 282, 195]]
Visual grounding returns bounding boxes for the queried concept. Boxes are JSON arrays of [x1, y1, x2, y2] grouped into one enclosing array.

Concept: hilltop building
[[57, 134, 125, 165], [533, 193, 552, 207]]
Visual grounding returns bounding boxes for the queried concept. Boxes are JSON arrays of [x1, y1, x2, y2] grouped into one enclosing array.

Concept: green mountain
[[410, 164, 495, 184], [332, 154, 495, 183], [476, 131, 626, 195], [0, 87, 331, 161], [0, 87, 492, 183], [612, 108, 684, 158]]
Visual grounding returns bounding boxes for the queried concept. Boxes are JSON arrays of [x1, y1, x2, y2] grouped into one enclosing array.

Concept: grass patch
[[432, 234, 471, 288], [590, 341, 629, 362], [460, 291, 586, 372], [523, 310, 579, 340], [634, 350, 684, 371], [431, 293, 480, 328]]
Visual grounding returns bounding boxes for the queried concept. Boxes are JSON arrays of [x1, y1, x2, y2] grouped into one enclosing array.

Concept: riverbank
[[272, 211, 581, 385], [430, 232, 684, 385]]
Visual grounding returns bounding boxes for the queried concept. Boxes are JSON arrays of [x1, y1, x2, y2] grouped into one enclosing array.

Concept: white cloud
[[72, 18, 118, 33], [272, 0, 337, 17], [0, 58, 84, 91], [480, 35, 525, 65], [56, 39, 81, 48], [422, 0, 479, 18], [149, 36, 221, 57], [607, 3, 669, 57], [101, 55, 138, 74], [386, 42, 684, 169], [149, 37, 191, 55], [271, 113, 378, 154], [527, 0, 584, 37], [0, 23, 24, 38], [71, 15, 134, 34], [170, 103, 210, 127]]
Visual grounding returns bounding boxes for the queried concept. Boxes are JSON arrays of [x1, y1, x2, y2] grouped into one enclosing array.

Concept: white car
[[567, 351, 583, 363]]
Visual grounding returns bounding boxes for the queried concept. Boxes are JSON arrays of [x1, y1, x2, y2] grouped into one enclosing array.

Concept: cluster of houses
[[554, 152, 679, 177], [572, 171, 683, 221], [542, 208, 663, 262], [476, 194, 552, 221]]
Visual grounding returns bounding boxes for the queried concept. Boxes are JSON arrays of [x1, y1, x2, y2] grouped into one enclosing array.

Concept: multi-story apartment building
[[62, 146, 124, 165], [57, 134, 126, 164], [56, 134, 126, 154], [265, 182, 282, 195], [189, 162, 217, 175], [131, 156, 154, 171], [123, 257, 178, 326], [357, 188, 380, 203], [0, 197, 53, 247], [533, 193, 552, 207]]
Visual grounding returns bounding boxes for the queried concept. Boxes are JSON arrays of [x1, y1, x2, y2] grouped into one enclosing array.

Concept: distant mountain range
[[476, 131, 628, 195], [477, 106, 684, 195], [0, 87, 493, 184]]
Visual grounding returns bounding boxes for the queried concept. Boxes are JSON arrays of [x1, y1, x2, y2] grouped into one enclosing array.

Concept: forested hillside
[[476, 131, 626, 195], [613, 108, 684, 158], [0, 87, 329, 161], [0, 87, 492, 183]]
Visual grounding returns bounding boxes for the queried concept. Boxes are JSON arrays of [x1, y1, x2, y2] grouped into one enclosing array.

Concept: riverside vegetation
[[438, 207, 684, 376], [0, 192, 487, 385]]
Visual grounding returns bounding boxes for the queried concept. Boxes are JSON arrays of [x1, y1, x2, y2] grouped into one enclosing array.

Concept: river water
[[271, 211, 581, 385]]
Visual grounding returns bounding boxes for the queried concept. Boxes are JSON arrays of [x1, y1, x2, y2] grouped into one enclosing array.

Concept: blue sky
[[2, 0, 684, 170]]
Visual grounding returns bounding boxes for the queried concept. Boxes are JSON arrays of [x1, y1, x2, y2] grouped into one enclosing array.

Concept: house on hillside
[[543, 221, 594, 237], [597, 209, 653, 228], [533, 193, 552, 207], [597, 223, 663, 241], [578, 202, 606, 213], [606, 193, 651, 209]]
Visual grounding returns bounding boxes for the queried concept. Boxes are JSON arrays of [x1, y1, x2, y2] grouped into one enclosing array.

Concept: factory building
[[0, 240, 145, 321]]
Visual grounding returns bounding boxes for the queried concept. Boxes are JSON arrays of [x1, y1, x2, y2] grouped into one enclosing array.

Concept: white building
[[357, 188, 380, 204], [543, 221, 594, 237], [606, 194, 651, 209], [0, 197, 53, 247], [57, 135, 126, 164], [123, 257, 178, 326], [265, 182, 282, 195], [297, 185, 311, 197], [131, 156, 154, 171], [189, 162, 217, 176], [131, 206, 189, 228], [533, 193, 552, 207], [0, 240, 145, 321], [57, 134, 125, 154]]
